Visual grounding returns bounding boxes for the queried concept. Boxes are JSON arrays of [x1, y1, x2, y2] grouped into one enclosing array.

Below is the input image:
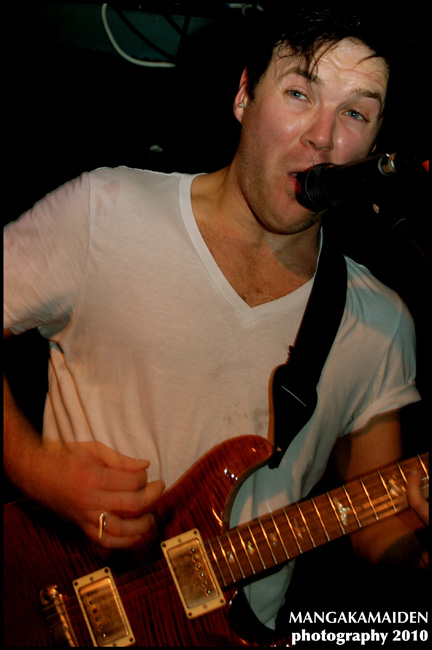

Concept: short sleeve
[[4, 173, 91, 336]]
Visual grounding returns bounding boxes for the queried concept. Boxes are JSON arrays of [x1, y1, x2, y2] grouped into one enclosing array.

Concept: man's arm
[[3, 328, 165, 548], [331, 409, 428, 568]]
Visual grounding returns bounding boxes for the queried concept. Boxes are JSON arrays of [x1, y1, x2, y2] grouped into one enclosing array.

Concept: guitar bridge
[[161, 528, 226, 619], [73, 567, 135, 646], [40, 585, 79, 647]]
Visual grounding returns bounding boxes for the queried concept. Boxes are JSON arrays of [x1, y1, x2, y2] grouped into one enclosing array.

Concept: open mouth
[[288, 171, 302, 194]]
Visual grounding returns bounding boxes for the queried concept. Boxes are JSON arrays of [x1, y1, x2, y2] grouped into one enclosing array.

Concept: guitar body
[[4, 434, 428, 648], [3, 435, 278, 647]]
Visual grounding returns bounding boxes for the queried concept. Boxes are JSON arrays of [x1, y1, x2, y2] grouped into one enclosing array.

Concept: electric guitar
[[3, 435, 428, 647]]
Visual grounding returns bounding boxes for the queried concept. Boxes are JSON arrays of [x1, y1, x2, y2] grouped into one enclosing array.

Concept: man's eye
[[346, 109, 367, 121], [287, 89, 307, 100]]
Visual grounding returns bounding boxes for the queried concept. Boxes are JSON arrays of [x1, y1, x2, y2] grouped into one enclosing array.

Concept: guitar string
[[256, 472, 429, 554], [67, 474, 422, 604], [205, 464, 425, 574], [56, 494, 427, 640], [172, 471, 429, 581], [54, 466, 428, 629], [53, 481, 428, 643], [243, 467, 429, 550], [148, 473, 425, 586]]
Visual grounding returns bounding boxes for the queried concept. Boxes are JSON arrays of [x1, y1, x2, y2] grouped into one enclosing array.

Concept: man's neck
[[190, 169, 321, 306]]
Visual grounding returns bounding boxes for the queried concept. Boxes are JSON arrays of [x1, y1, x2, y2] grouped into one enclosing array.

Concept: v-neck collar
[[179, 173, 317, 323]]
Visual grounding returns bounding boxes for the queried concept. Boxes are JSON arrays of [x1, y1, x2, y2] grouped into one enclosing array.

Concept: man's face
[[233, 38, 389, 235]]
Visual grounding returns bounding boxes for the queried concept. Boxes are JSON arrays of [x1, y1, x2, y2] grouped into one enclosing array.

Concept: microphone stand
[[368, 158, 430, 266], [321, 156, 430, 268]]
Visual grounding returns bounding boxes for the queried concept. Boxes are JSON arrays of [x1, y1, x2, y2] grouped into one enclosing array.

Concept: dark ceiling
[[4, 2, 429, 269], [4, 2, 428, 216], [4, 2, 250, 216]]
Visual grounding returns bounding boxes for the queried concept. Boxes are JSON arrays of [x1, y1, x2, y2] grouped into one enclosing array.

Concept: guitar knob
[[39, 585, 60, 606]]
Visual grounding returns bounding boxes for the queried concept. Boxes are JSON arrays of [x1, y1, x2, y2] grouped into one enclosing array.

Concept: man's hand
[[333, 410, 428, 568], [26, 439, 165, 549], [406, 470, 429, 526], [4, 336, 165, 549]]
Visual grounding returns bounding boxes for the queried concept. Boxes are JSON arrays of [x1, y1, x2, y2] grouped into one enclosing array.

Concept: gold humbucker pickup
[[73, 567, 135, 647], [161, 528, 226, 619]]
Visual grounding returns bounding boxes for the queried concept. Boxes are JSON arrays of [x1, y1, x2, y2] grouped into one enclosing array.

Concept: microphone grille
[[298, 163, 334, 211]]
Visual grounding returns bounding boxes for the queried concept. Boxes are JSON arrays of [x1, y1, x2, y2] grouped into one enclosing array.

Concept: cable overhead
[[101, 3, 177, 68]]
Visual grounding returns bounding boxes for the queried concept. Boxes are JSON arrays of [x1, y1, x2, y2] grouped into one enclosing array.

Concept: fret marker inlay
[[388, 477, 405, 498], [333, 498, 350, 527], [292, 517, 305, 540]]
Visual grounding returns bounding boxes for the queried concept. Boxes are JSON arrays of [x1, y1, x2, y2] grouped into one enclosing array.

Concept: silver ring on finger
[[98, 511, 108, 541]]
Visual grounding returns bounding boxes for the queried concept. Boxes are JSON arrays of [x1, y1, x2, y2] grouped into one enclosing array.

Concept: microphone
[[296, 151, 426, 212]]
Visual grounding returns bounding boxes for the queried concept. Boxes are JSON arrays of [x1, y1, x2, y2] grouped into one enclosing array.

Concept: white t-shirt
[[4, 167, 420, 627]]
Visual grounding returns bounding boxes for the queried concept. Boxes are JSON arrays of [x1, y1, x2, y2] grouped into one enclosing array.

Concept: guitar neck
[[206, 453, 429, 589]]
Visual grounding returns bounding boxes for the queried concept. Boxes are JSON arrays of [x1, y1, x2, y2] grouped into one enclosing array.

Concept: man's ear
[[233, 68, 250, 123]]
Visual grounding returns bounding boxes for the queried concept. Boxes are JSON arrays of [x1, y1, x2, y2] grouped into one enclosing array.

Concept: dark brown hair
[[243, 3, 393, 101]]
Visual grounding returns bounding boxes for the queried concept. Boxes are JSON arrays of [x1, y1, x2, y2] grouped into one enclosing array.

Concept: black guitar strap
[[269, 234, 347, 468]]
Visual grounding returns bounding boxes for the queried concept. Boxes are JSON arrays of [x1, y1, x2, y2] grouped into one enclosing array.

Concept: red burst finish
[[3, 435, 277, 647], [3, 435, 428, 647]]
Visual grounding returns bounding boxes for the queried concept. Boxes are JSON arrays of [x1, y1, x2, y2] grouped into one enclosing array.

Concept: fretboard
[[205, 453, 429, 588]]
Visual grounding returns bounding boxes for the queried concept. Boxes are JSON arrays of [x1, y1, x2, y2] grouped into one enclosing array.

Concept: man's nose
[[300, 110, 335, 152]]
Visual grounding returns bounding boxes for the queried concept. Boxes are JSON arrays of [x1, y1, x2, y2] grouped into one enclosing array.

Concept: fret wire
[[270, 514, 290, 560], [381, 468, 408, 511], [305, 500, 331, 544], [204, 455, 428, 592], [247, 524, 266, 570], [374, 492, 404, 513], [364, 473, 401, 517], [417, 455, 428, 479], [296, 504, 316, 548], [342, 476, 389, 532], [361, 487, 405, 517], [312, 495, 343, 537], [226, 531, 245, 580], [342, 485, 361, 527], [311, 498, 330, 541], [397, 461, 407, 485], [374, 494, 406, 517], [326, 492, 346, 533], [207, 539, 227, 587], [283, 508, 303, 553], [359, 478, 378, 520], [377, 470, 396, 512], [339, 484, 370, 522], [236, 528, 256, 575], [383, 490, 406, 508], [217, 536, 236, 583], [259, 519, 277, 564], [336, 493, 405, 531]]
